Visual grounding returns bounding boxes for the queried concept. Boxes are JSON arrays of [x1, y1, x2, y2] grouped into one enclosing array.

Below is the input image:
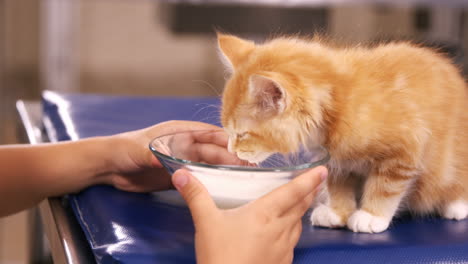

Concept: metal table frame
[[16, 100, 96, 264]]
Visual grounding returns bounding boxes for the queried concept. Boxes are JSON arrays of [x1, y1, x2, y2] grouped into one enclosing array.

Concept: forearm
[[0, 120, 223, 217], [0, 137, 115, 216]]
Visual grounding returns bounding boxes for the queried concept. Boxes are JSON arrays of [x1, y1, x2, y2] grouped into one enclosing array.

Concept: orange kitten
[[218, 33, 468, 233]]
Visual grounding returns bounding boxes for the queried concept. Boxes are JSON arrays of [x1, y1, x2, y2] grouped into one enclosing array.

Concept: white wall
[[78, 0, 225, 96]]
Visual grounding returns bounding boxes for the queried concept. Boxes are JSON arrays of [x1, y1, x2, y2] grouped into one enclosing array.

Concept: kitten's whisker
[[191, 80, 222, 96], [195, 115, 220, 123], [192, 104, 222, 122]]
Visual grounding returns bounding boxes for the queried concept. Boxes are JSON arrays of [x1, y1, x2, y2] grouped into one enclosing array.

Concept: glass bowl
[[149, 129, 329, 208]]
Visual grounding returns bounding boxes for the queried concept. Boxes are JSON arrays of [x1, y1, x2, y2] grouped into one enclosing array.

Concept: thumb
[[172, 169, 218, 222]]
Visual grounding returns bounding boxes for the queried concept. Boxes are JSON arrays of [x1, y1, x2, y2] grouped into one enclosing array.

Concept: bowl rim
[[148, 129, 330, 172]]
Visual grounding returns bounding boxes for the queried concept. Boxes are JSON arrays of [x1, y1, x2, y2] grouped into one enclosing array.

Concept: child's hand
[[102, 120, 238, 192], [172, 166, 328, 264]]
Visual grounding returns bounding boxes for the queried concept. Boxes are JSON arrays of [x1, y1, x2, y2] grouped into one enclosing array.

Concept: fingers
[[194, 143, 244, 165], [191, 130, 228, 147], [256, 166, 328, 216], [151, 120, 221, 137], [289, 221, 303, 246], [284, 191, 315, 220], [146, 122, 232, 167], [280, 252, 295, 264], [279, 221, 300, 264], [183, 121, 222, 131], [167, 131, 234, 165], [112, 168, 173, 192], [172, 169, 218, 223]]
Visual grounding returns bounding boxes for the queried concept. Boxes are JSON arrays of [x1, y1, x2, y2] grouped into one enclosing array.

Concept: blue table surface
[[42, 90, 468, 264]]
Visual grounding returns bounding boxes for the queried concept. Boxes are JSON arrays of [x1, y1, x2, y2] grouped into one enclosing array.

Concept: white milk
[[153, 165, 294, 209]]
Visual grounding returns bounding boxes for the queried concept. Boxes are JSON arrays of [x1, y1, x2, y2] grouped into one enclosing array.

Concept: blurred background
[[0, 0, 467, 263]]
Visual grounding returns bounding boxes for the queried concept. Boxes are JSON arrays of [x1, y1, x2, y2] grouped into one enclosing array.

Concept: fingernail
[[320, 169, 328, 182], [173, 173, 189, 189]]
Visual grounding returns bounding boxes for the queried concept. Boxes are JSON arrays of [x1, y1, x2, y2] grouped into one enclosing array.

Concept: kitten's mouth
[[236, 151, 272, 164]]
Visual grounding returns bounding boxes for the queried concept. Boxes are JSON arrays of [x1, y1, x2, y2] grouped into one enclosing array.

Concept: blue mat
[[42, 90, 468, 264]]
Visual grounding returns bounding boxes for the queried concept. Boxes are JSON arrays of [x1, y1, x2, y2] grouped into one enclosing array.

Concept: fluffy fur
[[218, 33, 468, 233]]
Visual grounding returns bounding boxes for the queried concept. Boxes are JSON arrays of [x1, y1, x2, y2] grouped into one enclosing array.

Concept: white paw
[[347, 210, 390, 233], [310, 204, 346, 228], [443, 200, 468, 220]]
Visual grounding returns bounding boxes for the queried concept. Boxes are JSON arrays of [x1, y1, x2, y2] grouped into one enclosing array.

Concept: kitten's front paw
[[310, 204, 346, 228], [347, 210, 390, 233], [442, 200, 468, 220]]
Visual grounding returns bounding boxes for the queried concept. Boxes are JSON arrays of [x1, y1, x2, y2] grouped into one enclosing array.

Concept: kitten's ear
[[217, 33, 255, 71], [249, 75, 286, 116]]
